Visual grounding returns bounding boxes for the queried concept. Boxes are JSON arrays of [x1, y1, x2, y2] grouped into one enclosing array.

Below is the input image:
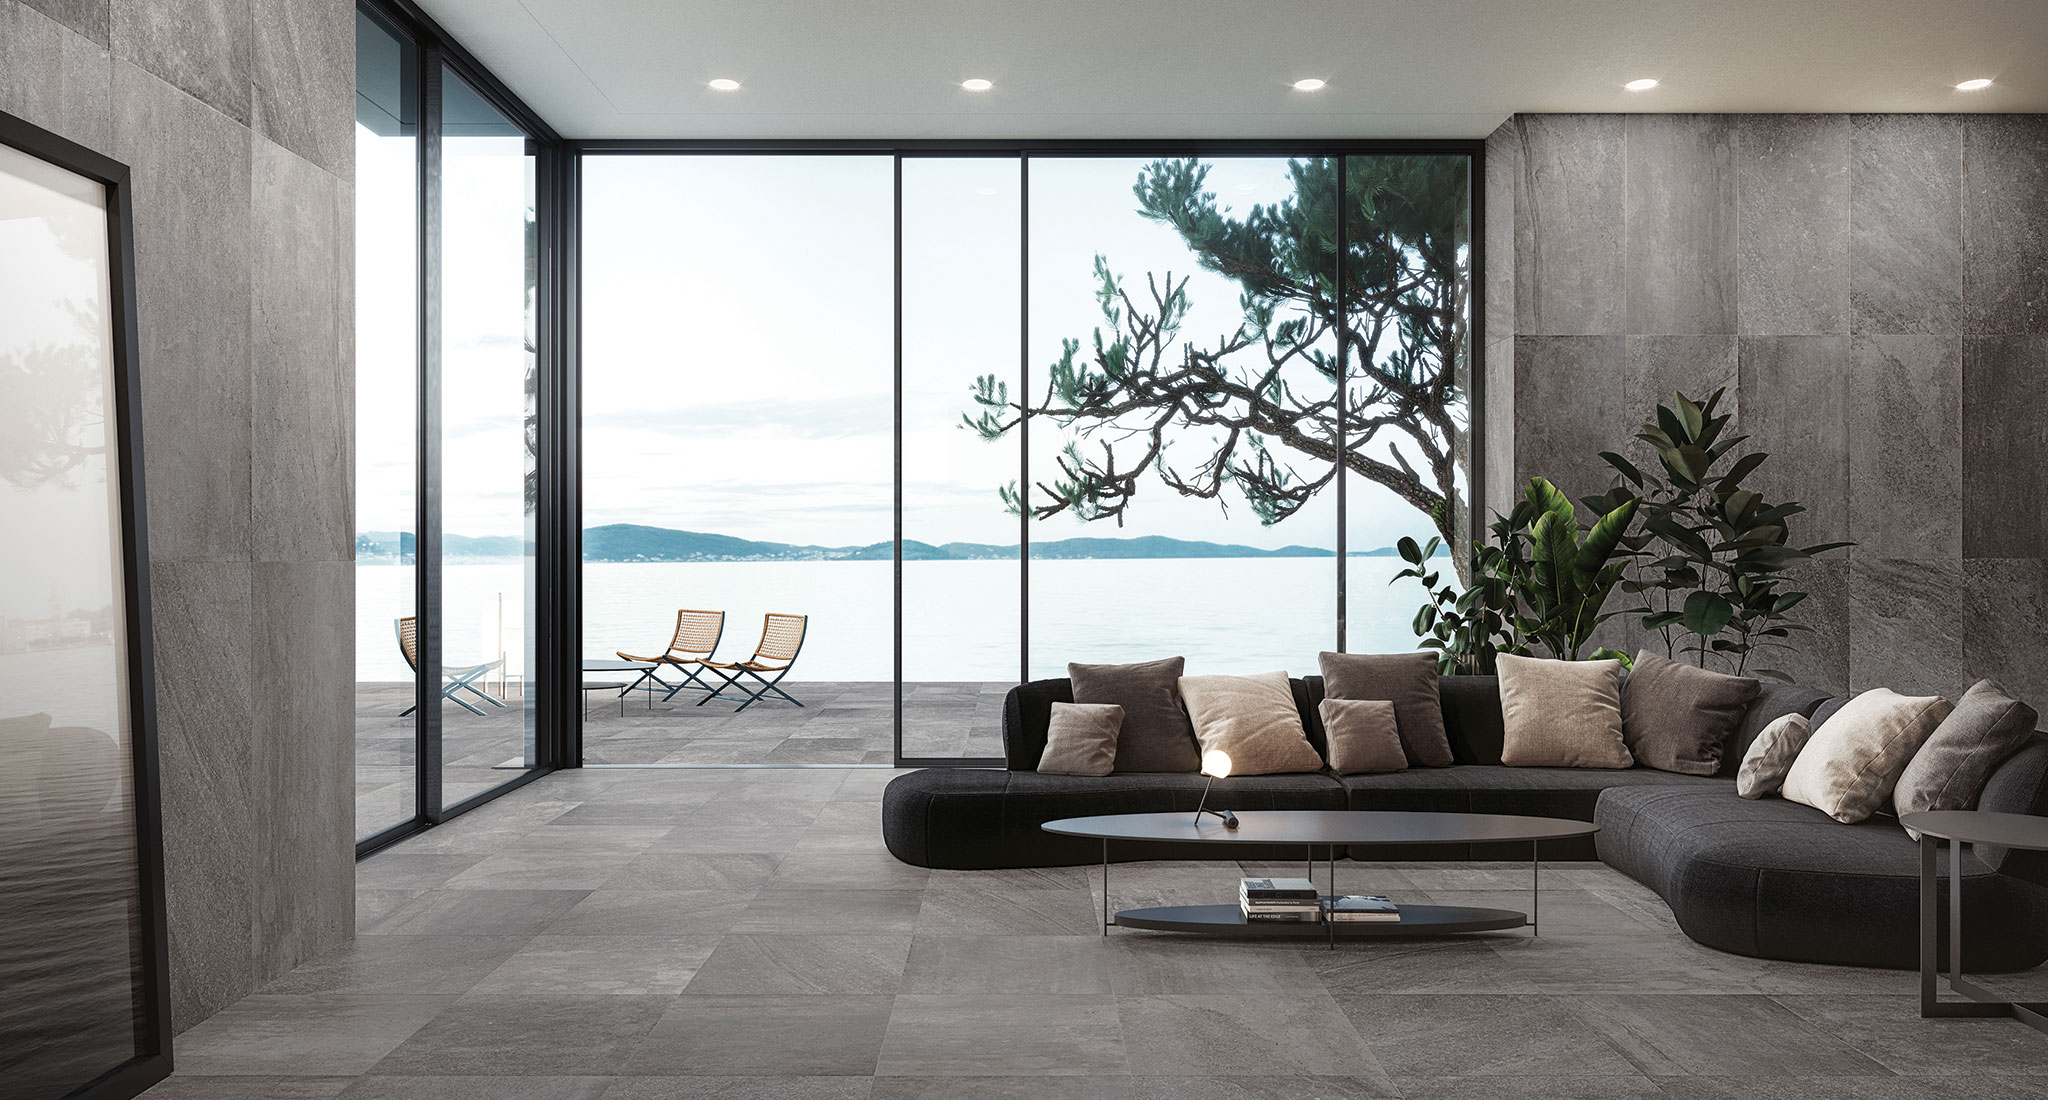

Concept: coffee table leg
[[1920, 833, 1938, 1014], [1326, 844, 1336, 950], [1102, 838, 1110, 936], [1530, 839, 1540, 937]]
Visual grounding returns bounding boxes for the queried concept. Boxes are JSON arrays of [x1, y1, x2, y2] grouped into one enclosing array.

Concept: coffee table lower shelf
[[1114, 901, 1526, 938]]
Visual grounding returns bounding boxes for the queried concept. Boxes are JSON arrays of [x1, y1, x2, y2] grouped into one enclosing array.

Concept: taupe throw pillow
[[1317, 651, 1454, 766], [1737, 712, 1813, 799], [1497, 654, 1632, 769], [1781, 688, 1954, 823], [1319, 698, 1407, 775], [1070, 657, 1200, 772], [1037, 703, 1124, 776], [1178, 671, 1325, 776], [1621, 650, 1762, 775], [1896, 680, 2040, 836]]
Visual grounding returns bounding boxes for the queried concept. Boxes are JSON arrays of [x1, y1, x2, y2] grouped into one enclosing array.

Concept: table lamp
[[1193, 749, 1239, 829]]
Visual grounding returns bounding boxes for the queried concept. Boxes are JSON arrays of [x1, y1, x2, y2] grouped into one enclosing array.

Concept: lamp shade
[[1200, 749, 1232, 779]]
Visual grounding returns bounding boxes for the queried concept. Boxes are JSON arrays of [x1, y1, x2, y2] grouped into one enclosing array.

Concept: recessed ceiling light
[[708, 78, 740, 91], [961, 78, 993, 92], [1292, 78, 1327, 92], [1956, 77, 1994, 91], [1624, 78, 1659, 91]]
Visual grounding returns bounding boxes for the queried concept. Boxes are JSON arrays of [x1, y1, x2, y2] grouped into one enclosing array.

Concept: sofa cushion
[[1736, 713, 1813, 799], [1969, 733, 2048, 882], [1896, 680, 2039, 836], [1497, 655, 1631, 769], [1179, 671, 1324, 775], [1339, 766, 1727, 858], [1719, 682, 1834, 778], [1037, 703, 1123, 776], [1003, 678, 1075, 770], [1439, 675, 1506, 765], [1071, 657, 1201, 773], [1320, 699, 1406, 775], [1319, 651, 1454, 766], [1621, 651, 1761, 776], [1781, 688, 1953, 823]]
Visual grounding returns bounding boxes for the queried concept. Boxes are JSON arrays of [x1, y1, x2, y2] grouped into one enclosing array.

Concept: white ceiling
[[416, 0, 2048, 140]]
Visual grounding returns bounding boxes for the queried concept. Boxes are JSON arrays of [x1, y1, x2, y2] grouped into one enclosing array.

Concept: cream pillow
[[1497, 654, 1632, 768], [1318, 698, 1407, 775], [1037, 703, 1123, 776], [1736, 712, 1813, 799], [1177, 671, 1324, 775], [1780, 688, 1955, 823]]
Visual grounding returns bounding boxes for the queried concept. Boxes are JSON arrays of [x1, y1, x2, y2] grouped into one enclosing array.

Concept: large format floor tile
[[146, 766, 2048, 1098]]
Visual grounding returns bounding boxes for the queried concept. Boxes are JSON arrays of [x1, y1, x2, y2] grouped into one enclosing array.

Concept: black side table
[[1900, 809, 2048, 1034]]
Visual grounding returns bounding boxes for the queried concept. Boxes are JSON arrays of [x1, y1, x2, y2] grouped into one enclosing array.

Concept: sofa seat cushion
[[883, 768, 1343, 869], [1595, 784, 2048, 971], [1335, 766, 1728, 859]]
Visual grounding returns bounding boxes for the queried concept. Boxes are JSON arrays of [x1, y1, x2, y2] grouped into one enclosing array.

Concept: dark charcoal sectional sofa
[[882, 674, 2048, 971]]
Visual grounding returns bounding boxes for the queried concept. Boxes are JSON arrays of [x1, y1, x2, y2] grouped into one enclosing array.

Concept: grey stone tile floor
[[356, 681, 1007, 837], [160, 765, 2048, 1098]]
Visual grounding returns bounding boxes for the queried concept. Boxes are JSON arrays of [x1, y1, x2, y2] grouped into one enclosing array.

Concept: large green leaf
[[1681, 591, 1736, 637]]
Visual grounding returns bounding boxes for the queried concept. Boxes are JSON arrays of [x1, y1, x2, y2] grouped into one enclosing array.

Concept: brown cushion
[[1177, 671, 1325, 776], [1070, 656, 1199, 773], [1319, 698, 1407, 775], [1896, 680, 2040, 836], [1621, 650, 1762, 775], [1317, 651, 1454, 766], [1736, 712, 1813, 799], [1781, 688, 1954, 823], [1496, 654, 1632, 769], [1036, 703, 1123, 776]]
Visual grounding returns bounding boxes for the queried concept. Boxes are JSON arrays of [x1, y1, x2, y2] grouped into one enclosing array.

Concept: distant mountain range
[[356, 523, 1450, 564]]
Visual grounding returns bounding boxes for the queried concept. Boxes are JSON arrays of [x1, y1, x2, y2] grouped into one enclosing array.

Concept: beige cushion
[[1781, 688, 1955, 823], [1737, 712, 1813, 799], [1497, 654, 1632, 769], [1317, 651, 1454, 766], [1319, 699, 1407, 775], [1621, 650, 1761, 775], [1177, 671, 1325, 775], [1036, 703, 1124, 776], [1896, 680, 2040, 836], [1070, 656, 1199, 772]]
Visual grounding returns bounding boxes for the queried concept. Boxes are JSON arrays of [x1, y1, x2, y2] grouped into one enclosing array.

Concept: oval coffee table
[[1901, 810, 2048, 1035], [1042, 810, 1597, 944]]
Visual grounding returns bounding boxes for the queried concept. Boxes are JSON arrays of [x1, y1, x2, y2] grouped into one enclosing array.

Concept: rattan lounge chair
[[697, 612, 808, 713], [616, 609, 726, 702], [395, 616, 506, 717]]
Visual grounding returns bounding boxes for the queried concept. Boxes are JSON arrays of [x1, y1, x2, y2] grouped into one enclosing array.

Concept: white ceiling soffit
[[416, 0, 2048, 140]]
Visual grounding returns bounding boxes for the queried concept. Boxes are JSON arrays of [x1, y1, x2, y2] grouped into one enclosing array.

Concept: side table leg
[[1950, 835, 1964, 986], [1920, 833, 1937, 1015], [1530, 839, 1540, 937]]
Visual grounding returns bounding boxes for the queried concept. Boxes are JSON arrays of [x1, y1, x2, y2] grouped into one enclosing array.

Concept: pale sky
[[356, 144, 1460, 555]]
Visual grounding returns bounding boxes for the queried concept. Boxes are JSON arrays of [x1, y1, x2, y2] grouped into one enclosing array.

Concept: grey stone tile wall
[[2, 0, 356, 1031], [1485, 113, 2048, 702]]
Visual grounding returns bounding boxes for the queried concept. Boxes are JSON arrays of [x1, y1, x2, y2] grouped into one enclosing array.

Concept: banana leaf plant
[[1597, 388, 1852, 681], [1509, 477, 1640, 662]]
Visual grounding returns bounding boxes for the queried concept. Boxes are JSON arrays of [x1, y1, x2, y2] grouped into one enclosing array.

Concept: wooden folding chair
[[696, 613, 808, 713], [394, 616, 506, 717], [616, 609, 726, 702]]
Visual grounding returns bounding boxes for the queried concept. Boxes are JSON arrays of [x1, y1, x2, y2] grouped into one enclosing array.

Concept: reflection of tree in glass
[[523, 206, 538, 514], [967, 157, 1469, 570], [0, 299, 105, 490]]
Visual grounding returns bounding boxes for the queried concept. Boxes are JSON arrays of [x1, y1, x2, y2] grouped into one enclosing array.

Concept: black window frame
[[356, 0, 576, 857]]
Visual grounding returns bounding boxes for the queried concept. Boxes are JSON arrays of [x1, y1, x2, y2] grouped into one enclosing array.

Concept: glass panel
[[1341, 155, 1473, 655], [580, 155, 893, 764], [439, 71, 538, 800], [1023, 157, 1339, 677], [0, 141, 145, 1097], [901, 157, 1021, 760], [353, 9, 418, 839]]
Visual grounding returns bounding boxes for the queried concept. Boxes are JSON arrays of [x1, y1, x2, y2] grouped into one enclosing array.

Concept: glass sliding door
[[900, 157, 1022, 761], [353, 9, 419, 840], [1339, 154, 1474, 654], [1022, 157, 1340, 679], [438, 72, 539, 801], [580, 155, 894, 764]]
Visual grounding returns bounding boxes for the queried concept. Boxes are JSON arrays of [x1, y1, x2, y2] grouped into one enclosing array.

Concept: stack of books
[[1328, 894, 1401, 922], [1239, 876, 1321, 922]]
